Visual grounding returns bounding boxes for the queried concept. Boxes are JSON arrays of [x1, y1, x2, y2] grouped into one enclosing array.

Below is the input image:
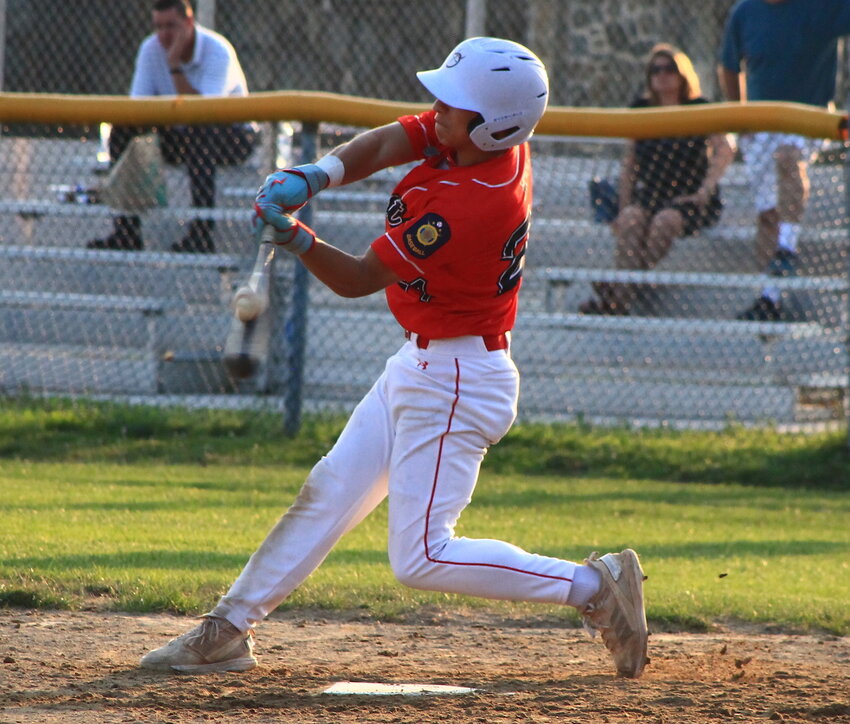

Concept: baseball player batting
[[141, 37, 649, 679]]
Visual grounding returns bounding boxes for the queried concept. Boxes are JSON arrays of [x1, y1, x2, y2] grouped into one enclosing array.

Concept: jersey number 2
[[497, 217, 529, 295]]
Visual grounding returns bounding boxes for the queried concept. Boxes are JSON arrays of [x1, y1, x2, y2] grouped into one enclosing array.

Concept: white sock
[[566, 564, 601, 609], [777, 223, 800, 254]]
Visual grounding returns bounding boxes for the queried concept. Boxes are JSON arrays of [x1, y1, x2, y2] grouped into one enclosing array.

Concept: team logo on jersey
[[386, 195, 410, 227], [403, 213, 451, 259]]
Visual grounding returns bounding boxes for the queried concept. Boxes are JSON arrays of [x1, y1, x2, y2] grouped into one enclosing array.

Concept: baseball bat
[[223, 227, 277, 380]]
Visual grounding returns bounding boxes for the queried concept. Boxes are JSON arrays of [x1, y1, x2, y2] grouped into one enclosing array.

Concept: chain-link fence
[[5, 0, 745, 102], [1, 0, 848, 431]]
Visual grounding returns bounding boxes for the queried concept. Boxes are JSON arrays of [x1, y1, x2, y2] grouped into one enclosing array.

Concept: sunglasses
[[649, 62, 678, 76]]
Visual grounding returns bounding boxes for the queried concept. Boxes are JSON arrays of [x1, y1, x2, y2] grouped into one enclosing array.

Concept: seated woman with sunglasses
[[580, 44, 734, 316]]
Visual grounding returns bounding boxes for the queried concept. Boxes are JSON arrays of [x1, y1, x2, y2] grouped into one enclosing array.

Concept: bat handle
[[260, 225, 276, 244]]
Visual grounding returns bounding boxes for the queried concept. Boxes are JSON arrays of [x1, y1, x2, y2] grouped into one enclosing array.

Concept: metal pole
[[844, 141, 850, 454], [844, 80, 850, 451], [283, 122, 317, 436], [196, 0, 216, 28], [841, 92, 850, 454], [465, 0, 486, 38], [0, 0, 6, 91], [844, 249, 850, 455]]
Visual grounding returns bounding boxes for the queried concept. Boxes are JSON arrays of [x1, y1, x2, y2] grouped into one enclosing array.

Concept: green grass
[[1, 398, 848, 634]]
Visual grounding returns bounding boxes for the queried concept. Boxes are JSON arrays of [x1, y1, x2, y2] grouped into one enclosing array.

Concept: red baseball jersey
[[371, 111, 532, 339]]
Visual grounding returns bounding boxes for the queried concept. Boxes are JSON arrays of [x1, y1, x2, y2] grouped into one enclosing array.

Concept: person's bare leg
[[643, 208, 684, 268], [592, 204, 649, 312], [756, 145, 808, 268], [613, 204, 650, 270], [606, 207, 684, 312], [775, 144, 808, 226], [755, 207, 780, 269]]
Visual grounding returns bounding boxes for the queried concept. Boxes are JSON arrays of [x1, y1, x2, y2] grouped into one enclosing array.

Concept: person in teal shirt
[[719, 0, 850, 320]]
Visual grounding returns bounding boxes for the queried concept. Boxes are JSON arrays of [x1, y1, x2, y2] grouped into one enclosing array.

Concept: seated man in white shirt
[[88, 0, 258, 253]]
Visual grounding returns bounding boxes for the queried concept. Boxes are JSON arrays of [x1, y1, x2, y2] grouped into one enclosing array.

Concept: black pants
[[108, 123, 257, 208]]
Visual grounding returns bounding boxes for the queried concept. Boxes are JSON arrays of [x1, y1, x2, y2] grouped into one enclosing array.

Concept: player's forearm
[[299, 240, 399, 298], [330, 123, 417, 186], [618, 145, 636, 207], [169, 68, 200, 94], [701, 135, 735, 194], [258, 123, 416, 215]]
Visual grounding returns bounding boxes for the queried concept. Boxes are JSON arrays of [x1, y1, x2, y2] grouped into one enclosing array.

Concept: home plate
[[323, 681, 477, 696]]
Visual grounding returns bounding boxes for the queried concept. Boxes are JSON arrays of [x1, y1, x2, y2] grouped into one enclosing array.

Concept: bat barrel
[[223, 236, 278, 380]]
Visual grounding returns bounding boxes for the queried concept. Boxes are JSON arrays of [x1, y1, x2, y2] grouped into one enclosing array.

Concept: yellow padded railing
[[0, 90, 846, 140]]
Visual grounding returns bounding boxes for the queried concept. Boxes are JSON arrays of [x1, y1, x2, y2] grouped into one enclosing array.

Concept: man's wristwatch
[[169, 67, 182, 74]]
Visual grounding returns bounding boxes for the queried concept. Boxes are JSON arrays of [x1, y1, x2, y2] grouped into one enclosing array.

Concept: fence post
[[283, 122, 317, 436], [196, 0, 216, 28], [844, 100, 850, 451], [845, 116, 850, 452], [841, 61, 850, 452], [465, 0, 486, 37], [0, 0, 6, 90]]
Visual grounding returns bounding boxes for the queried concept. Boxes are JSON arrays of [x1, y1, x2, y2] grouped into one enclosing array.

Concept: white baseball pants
[[213, 334, 579, 632]]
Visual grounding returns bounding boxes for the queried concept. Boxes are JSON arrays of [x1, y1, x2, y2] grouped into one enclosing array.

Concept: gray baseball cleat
[[140, 615, 257, 673], [579, 548, 649, 678]]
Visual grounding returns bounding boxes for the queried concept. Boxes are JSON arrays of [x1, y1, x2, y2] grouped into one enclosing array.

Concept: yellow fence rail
[[1, 91, 847, 141]]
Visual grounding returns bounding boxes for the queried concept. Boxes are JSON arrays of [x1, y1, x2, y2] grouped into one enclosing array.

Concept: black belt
[[405, 331, 509, 351]]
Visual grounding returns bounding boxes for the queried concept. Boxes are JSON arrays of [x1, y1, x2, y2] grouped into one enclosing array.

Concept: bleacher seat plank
[[0, 289, 175, 314], [0, 244, 243, 271], [0, 199, 251, 224], [519, 311, 830, 339], [538, 267, 849, 291]]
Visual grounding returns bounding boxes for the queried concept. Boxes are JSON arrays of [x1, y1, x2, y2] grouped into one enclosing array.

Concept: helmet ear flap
[[467, 113, 485, 135]]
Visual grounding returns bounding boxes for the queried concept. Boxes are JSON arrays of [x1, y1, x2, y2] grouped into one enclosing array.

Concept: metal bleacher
[[0, 132, 847, 428], [508, 143, 849, 427]]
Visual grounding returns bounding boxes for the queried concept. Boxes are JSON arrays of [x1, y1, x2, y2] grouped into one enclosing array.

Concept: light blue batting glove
[[255, 164, 329, 214], [252, 204, 316, 256]]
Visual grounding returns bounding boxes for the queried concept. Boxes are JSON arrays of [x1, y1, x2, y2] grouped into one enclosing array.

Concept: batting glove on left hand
[[255, 163, 329, 214], [253, 204, 316, 256]]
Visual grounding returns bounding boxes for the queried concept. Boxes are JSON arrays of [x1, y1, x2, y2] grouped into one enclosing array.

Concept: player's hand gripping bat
[[223, 226, 277, 379]]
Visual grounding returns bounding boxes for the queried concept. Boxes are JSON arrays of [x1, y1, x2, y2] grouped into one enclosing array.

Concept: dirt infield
[[1, 608, 848, 723]]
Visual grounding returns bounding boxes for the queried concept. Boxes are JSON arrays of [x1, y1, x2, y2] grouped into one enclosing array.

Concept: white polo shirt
[[129, 24, 255, 133]]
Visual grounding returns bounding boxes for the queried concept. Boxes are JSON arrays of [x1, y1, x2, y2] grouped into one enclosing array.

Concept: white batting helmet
[[416, 36, 549, 152]]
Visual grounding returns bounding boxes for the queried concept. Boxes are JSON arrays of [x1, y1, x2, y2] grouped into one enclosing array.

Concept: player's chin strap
[[253, 204, 316, 256]]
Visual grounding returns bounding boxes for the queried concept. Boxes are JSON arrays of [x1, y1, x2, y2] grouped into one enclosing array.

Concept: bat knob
[[224, 352, 259, 380]]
